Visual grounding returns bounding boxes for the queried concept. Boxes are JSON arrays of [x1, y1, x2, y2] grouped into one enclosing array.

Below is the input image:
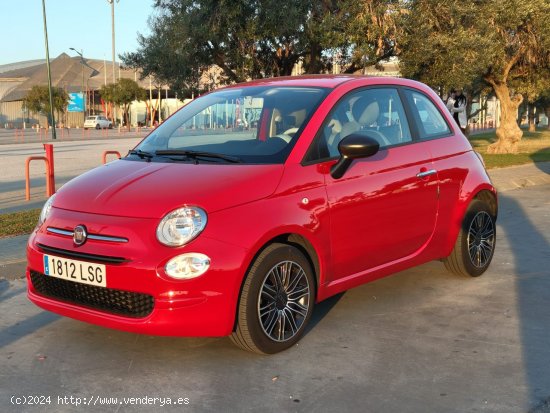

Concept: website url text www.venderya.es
[[10, 395, 190, 407]]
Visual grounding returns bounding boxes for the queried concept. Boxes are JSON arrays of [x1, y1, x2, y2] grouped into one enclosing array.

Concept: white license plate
[[43, 255, 106, 287]]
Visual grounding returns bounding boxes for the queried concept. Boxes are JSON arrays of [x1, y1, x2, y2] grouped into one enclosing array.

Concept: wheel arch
[[232, 232, 322, 332], [473, 188, 498, 219], [441, 183, 498, 258]]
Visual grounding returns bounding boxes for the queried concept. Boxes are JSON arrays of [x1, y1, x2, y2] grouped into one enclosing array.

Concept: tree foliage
[[121, 0, 404, 96], [23, 85, 69, 126], [100, 79, 146, 129], [400, 0, 550, 153], [321, 0, 406, 73]]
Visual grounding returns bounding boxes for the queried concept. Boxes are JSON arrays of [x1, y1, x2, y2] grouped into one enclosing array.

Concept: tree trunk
[[305, 42, 323, 74], [158, 88, 162, 123], [125, 104, 131, 131], [517, 102, 526, 127], [486, 81, 523, 154]]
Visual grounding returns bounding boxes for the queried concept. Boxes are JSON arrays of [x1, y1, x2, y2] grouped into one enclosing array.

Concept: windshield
[[131, 86, 329, 164]]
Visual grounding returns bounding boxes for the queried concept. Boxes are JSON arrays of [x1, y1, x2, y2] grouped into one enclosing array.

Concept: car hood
[[53, 159, 284, 218]]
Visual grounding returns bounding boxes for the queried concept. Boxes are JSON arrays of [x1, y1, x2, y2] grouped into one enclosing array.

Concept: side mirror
[[330, 134, 380, 179]]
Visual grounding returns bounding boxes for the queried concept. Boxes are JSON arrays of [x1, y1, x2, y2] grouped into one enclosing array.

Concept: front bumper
[[26, 209, 249, 337]]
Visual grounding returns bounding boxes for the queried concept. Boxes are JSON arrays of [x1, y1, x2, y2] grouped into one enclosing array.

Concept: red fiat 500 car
[[27, 76, 497, 354]]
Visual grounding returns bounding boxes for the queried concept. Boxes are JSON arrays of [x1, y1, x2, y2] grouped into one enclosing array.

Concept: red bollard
[[102, 150, 121, 164], [43, 143, 56, 195], [25, 157, 51, 200]]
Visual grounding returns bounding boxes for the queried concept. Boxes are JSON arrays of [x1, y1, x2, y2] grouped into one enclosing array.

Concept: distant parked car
[[84, 115, 112, 130], [27, 76, 497, 354]]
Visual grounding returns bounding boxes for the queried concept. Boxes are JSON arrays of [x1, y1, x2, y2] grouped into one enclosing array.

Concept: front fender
[[205, 182, 331, 297]]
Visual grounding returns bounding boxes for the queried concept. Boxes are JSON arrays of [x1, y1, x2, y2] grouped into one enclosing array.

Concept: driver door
[[319, 87, 439, 282]]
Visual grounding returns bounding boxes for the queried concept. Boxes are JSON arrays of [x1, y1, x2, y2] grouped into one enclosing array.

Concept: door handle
[[416, 169, 437, 178]]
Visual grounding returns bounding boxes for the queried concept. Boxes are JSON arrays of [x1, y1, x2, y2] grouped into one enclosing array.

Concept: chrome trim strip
[[47, 227, 73, 236], [47, 227, 128, 243], [88, 234, 129, 243], [416, 169, 437, 178], [37, 243, 129, 264]]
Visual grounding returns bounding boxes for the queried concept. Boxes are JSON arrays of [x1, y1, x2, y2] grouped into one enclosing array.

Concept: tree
[[122, 0, 404, 96], [400, 0, 550, 153], [516, 67, 550, 132], [23, 85, 69, 128], [122, 0, 319, 94], [320, 0, 406, 73], [100, 79, 146, 130]]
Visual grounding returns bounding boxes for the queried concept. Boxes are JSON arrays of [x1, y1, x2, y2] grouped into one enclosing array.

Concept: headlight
[[38, 194, 56, 227], [165, 253, 211, 279], [156, 206, 207, 247]]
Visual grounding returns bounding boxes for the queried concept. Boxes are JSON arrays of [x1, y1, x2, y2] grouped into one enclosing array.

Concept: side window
[[404, 90, 451, 139], [305, 88, 412, 161]]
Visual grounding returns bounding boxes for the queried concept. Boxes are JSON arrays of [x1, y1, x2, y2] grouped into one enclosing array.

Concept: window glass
[[405, 91, 451, 138], [307, 88, 412, 161], [135, 86, 328, 164]]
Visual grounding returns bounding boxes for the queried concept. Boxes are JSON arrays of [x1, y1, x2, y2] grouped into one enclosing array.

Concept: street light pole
[[107, 0, 118, 125], [70, 48, 85, 122], [41, 0, 56, 139]]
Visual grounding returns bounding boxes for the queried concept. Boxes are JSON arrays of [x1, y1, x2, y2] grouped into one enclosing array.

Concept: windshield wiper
[[155, 150, 242, 163], [128, 149, 154, 162]]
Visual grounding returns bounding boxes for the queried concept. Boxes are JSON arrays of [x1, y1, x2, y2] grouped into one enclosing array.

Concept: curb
[[487, 161, 550, 192]]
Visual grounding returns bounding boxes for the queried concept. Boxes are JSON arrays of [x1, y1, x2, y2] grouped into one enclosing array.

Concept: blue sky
[[0, 0, 155, 65]]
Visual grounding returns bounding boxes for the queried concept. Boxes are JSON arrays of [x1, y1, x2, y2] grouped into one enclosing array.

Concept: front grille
[[30, 271, 154, 318], [37, 243, 128, 264]]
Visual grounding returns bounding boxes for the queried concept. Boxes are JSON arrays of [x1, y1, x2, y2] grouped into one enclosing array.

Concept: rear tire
[[231, 243, 315, 354], [95, 124, 100, 130], [444, 200, 496, 277]]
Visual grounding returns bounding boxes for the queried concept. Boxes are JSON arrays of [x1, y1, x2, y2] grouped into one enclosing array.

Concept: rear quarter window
[[404, 90, 451, 139]]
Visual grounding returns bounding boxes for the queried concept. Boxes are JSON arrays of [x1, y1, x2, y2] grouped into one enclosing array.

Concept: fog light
[[165, 253, 210, 279]]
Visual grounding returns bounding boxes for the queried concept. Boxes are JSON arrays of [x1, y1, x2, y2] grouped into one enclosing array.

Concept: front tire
[[444, 200, 496, 277], [95, 124, 100, 130], [231, 243, 315, 354]]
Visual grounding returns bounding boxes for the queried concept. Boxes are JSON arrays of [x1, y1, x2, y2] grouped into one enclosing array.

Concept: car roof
[[218, 75, 356, 90], [218, 75, 426, 91]]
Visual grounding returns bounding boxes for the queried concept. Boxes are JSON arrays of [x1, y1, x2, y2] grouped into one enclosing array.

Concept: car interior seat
[[341, 97, 390, 147]]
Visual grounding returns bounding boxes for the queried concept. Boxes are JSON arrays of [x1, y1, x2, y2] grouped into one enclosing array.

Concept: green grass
[[469, 128, 550, 169], [0, 209, 41, 238]]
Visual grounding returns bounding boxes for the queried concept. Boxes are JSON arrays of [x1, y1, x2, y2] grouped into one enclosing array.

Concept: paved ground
[[0, 127, 149, 146], [1, 133, 550, 412], [0, 183, 549, 412], [0, 136, 143, 213]]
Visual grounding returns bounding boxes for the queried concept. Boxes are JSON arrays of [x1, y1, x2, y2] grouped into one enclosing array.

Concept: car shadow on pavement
[[305, 292, 345, 336], [497, 192, 550, 411], [530, 150, 550, 175]]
